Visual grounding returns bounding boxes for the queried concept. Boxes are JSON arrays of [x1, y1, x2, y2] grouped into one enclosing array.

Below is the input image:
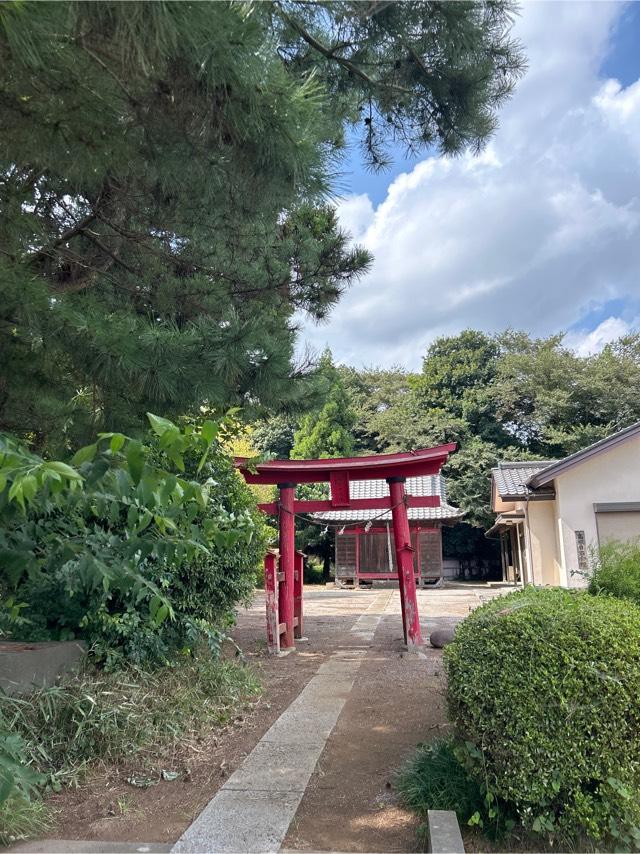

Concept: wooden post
[[294, 551, 304, 638], [264, 551, 280, 654], [278, 483, 296, 649], [387, 477, 422, 647]]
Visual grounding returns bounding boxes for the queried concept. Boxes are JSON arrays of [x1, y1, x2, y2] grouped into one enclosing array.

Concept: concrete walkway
[[173, 584, 505, 853], [172, 592, 392, 853], [12, 584, 508, 854]]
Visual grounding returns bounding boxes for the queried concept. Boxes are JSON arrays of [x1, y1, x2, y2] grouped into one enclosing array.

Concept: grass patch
[[0, 654, 260, 791], [0, 796, 52, 846], [396, 737, 485, 829]]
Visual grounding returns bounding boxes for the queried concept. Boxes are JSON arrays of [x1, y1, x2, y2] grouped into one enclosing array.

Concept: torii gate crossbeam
[[235, 443, 457, 653]]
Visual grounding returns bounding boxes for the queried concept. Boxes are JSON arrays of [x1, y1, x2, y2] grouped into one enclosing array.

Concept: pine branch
[[273, 2, 413, 95]]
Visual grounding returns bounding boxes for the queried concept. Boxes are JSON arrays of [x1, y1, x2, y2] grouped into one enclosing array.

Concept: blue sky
[[301, 1, 640, 369]]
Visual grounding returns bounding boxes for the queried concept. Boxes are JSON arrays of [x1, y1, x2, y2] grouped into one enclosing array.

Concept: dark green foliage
[[290, 352, 355, 580], [494, 330, 640, 455], [0, 1, 524, 451], [338, 366, 414, 453], [342, 330, 640, 550], [590, 540, 640, 607], [0, 2, 369, 448], [0, 727, 49, 845], [252, 415, 298, 460], [291, 351, 356, 459], [275, 0, 526, 168], [0, 415, 268, 666], [444, 587, 640, 846], [396, 737, 486, 829], [0, 729, 43, 805]]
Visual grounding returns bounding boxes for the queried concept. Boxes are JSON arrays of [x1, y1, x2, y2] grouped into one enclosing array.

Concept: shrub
[[589, 539, 640, 606], [444, 587, 640, 847], [0, 413, 269, 666]]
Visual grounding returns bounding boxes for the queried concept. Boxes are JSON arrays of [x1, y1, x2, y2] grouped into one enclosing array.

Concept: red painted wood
[[329, 470, 351, 506], [278, 485, 296, 650], [236, 443, 456, 485], [264, 552, 279, 654], [257, 495, 441, 515], [294, 551, 304, 639], [388, 479, 423, 647]]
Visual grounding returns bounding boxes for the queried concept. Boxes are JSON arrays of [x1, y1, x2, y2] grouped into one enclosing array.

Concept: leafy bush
[[589, 539, 640, 606], [444, 587, 640, 847], [0, 413, 269, 666]]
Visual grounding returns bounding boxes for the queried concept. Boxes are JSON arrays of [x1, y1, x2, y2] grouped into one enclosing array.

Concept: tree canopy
[[0, 0, 525, 450], [293, 330, 640, 533]]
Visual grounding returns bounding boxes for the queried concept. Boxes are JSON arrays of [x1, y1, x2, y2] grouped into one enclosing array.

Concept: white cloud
[[566, 316, 636, 356], [302, 1, 640, 369]]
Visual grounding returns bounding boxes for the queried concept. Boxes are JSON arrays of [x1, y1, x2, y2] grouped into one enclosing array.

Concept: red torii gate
[[236, 443, 456, 653]]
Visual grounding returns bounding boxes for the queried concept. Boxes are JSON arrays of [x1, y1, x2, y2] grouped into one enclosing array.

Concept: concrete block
[[427, 809, 465, 853], [0, 640, 86, 696], [9, 842, 170, 853]]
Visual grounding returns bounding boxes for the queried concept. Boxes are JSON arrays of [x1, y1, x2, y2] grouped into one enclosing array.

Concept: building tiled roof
[[492, 461, 558, 500], [311, 475, 462, 522]]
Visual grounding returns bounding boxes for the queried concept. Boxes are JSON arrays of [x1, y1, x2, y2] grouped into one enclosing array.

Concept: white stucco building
[[488, 421, 640, 587]]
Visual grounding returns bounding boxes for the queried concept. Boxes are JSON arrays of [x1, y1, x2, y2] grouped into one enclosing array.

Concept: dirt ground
[[43, 583, 507, 851]]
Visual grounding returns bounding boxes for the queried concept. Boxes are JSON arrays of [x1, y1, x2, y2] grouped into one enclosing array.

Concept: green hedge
[[590, 539, 640, 606], [444, 587, 640, 847]]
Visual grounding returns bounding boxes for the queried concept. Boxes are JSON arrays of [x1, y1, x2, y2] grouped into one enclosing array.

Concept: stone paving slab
[[171, 593, 393, 853], [173, 789, 302, 854], [221, 741, 324, 793]]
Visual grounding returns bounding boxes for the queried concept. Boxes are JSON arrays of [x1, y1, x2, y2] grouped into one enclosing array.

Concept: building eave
[[527, 420, 640, 489]]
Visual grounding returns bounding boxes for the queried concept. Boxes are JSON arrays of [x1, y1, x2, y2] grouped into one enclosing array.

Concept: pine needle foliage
[[0, 1, 524, 450]]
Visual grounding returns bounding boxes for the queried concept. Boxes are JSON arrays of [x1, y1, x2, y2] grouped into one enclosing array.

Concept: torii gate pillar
[[387, 476, 422, 647], [278, 483, 296, 650]]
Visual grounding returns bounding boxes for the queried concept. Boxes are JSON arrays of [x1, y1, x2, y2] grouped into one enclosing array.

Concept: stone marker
[[427, 809, 465, 853], [429, 627, 456, 648]]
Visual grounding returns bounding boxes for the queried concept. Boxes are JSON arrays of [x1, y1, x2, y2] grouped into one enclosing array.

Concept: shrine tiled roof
[[311, 474, 462, 522]]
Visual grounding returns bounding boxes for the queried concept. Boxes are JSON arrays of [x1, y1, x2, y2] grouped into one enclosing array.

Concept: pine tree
[[0, 2, 524, 449]]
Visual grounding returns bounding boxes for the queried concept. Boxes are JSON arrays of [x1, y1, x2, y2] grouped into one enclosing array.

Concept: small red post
[[387, 477, 422, 647], [294, 551, 304, 638], [278, 483, 296, 649], [264, 551, 280, 654]]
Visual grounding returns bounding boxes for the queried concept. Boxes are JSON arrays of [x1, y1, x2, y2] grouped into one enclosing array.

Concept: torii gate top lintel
[[235, 442, 458, 653], [235, 442, 457, 486]]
